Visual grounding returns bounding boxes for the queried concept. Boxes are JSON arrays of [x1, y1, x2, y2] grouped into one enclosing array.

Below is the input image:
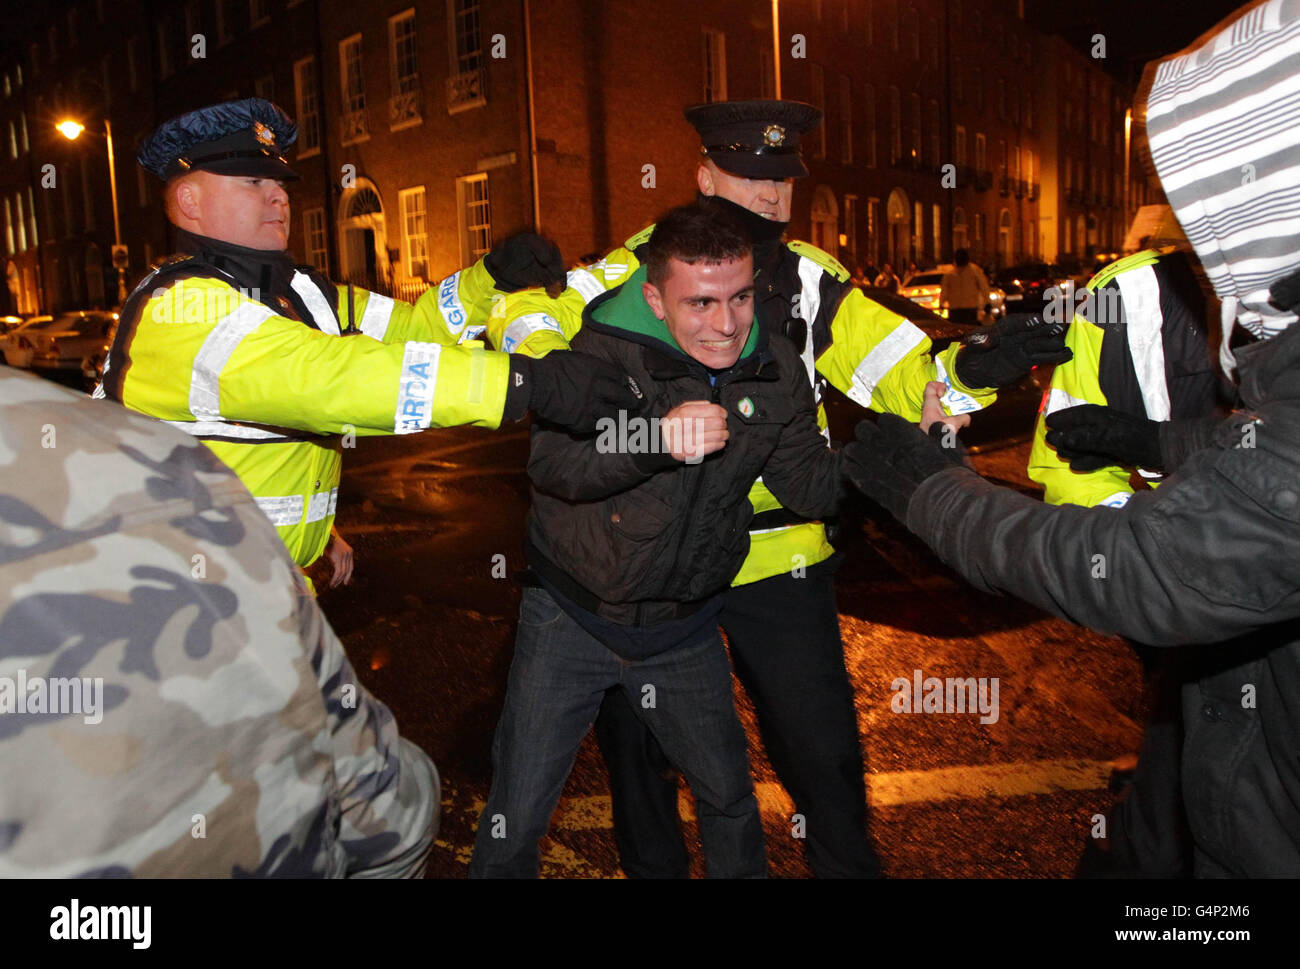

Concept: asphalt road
[[310, 407, 1150, 879]]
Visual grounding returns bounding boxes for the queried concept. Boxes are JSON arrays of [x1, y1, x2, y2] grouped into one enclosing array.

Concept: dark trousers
[[593, 556, 881, 878]]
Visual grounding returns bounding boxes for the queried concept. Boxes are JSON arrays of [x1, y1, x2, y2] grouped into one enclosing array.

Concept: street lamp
[[57, 116, 127, 305]]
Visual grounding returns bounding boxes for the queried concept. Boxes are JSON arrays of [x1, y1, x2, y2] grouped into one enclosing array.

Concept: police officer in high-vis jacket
[[98, 99, 637, 578], [442, 100, 1071, 877]]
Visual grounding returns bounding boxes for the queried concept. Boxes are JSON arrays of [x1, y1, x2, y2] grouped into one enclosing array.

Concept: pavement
[[311, 411, 1152, 879]]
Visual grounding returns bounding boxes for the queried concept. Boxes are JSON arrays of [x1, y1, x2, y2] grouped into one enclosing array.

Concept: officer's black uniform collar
[[174, 227, 297, 299]]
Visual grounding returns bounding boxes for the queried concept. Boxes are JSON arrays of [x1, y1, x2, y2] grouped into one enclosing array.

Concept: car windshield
[[905, 273, 945, 287], [48, 315, 113, 334]]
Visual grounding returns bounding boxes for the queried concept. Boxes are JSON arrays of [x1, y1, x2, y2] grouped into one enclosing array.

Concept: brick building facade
[[0, 0, 1156, 315]]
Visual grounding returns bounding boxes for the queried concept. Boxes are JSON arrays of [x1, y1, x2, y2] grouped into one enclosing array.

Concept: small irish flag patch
[[737, 396, 755, 418]]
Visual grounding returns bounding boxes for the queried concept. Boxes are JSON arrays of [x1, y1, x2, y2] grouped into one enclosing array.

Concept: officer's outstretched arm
[[815, 287, 996, 420]]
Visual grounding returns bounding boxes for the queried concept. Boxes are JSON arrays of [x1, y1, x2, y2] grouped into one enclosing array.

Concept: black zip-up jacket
[[907, 321, 1300, 876], [527, 266, 843, 627]]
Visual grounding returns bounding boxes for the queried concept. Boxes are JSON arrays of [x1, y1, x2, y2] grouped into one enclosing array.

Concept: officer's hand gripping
[[506, 351, 645, 433], [483, 233, 567, 293], [953, 313, 1072, 389]]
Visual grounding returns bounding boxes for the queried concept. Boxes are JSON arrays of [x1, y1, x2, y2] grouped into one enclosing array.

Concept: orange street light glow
[[56, 120, 85, 140]]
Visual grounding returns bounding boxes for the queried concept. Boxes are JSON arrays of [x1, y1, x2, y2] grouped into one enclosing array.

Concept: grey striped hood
[[1142, 0, 1300, 346]]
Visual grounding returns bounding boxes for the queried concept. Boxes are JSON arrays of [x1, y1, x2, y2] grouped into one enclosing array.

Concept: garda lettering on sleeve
[[437, 271, 468, 335], [395, 342, 442, 434], [934, 356, 982, 415]]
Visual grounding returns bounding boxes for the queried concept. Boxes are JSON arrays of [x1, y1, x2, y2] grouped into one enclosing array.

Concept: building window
[[216, 0, 232, 46], [4, 198, 13, 256], [975, 132, 986, 171], [867, 197, 879, 264], [27, 186, 37, 247], [998, 139, 1007, 178], [953, 56, 963, 101], [955, 125, 967, 166], [390, 9, 420, 94], [997, 78, 1006, 120], [80, 158, 94, 231], [927, 100, 939, 169], [864, 83, 876, 168], [254, 75, 274, 102], [29, 43, 39, 81], [127, 36, 140, 92], [48, 24, 58, 63], [7, 122, 15, 160], [303, 207, 327, 271], [932, 204, 941, 262], [908, 93, 921, 166], [67, 7, 79, 47], [906, 6, 920, 60], [810, 64, 825, 160], [399, 186, 429, 280], [250, 0, 271, 29], [888, 0, 899, 50], [294, 57, 321, 157], [843, 193, 858, 262], [339, 34, 368, 144], [954, 206, 968, 250], [448, 0, 485, 113], [456, 173, 491, 266], [912, 200, 923, 264], [839, 74, 852, 165], [864, 0, 873, 45], [16, 192, 27, 251], [927, 17, 939, 70], [974, 211, 984, 242], [888, 86, 901, 164], [703, 29, 727, 103]]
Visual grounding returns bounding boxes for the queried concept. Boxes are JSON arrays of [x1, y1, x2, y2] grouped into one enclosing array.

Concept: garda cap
[[684, 99, 823, 179], [138, 98, 300, 182]]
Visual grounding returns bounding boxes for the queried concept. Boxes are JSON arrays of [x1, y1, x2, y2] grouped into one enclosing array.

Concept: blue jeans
[[468, 586, 767, 878]]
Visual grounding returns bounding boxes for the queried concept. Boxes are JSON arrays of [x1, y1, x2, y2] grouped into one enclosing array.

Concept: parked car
[[1, 316, 55, 368], [899, 266, 1005, 321], [994, 263, 1077, 314], [2, 312, 118, 386]]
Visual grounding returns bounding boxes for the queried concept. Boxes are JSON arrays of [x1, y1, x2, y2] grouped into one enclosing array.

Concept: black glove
[[1044, 404, 1163, 473], [483, 233, 566, 292], [842, 414, 965, 521], [953, 313, 1072, 389], [505, 351, 644, 432], [1269, 266, 1300, 313]]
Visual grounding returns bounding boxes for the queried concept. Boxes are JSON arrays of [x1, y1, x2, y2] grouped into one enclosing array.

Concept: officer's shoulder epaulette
[[787, 240, 849, 282], [623, 223, 656, 253]]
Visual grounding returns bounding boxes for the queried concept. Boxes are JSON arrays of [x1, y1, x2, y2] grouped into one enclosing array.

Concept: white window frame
[[455, 173, 491, 267], [398, 186, 429, 280], [389, 8, 420, 96], [294, 56, 321, 158], [703, 29, 727, 104], [303, 207, 328, 272]]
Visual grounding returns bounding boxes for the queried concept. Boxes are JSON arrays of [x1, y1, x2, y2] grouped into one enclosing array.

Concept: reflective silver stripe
[[1044, 387, 1091, 417], [846, 320, 926, 407], [502, 312, 562, 353], [457, 323, 487, 344], [933, 355, 982, 415], [795, 256, 823, 386], [1114, 265, 1170, 422], [1098, 491, 1133, 508], [189, 302, 276, 420], [161, 419, 290, 441], [566, 267, 606, 303], [394, 341, 442, 434], [358, 292, 395, 342], [255, 494, 304, 527], [305, 487, 339, 524], [289, 270, 340, 336]]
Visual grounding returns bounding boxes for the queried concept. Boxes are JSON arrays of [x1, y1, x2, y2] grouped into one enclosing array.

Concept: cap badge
[[254, 121, 275, 146], [763, 124, 786, 147], [738, 397, 755, 418]]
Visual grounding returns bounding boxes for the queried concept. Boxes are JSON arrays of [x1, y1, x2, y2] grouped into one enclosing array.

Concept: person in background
[[941, 249, 991, 325]]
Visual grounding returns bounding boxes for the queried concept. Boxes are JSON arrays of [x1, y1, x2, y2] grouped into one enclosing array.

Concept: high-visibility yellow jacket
[[1028, 247, 1218, 508], [439, 228, 994, 586], [100, 255, 511, 568]]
